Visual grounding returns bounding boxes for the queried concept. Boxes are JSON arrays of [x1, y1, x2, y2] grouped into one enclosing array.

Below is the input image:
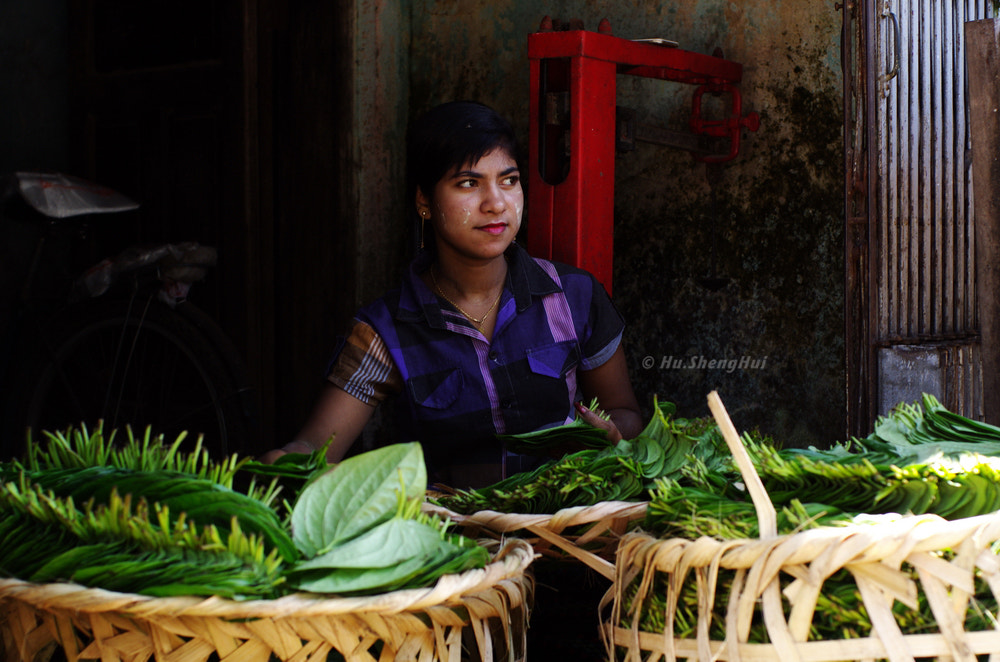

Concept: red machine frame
[[526, 18, 758, 294]]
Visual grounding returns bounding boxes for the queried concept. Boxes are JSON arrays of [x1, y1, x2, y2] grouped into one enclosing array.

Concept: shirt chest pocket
[[407, 367, 464, 410], [525, 340, 580, 379]]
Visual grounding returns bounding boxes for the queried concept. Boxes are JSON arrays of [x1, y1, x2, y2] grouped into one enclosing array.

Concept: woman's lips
[[478, 223, 507, 235]]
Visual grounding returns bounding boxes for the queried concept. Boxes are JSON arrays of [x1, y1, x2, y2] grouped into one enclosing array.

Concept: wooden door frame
[[966, 18, 1000, 424], [843, 0, 876, 439], [845, 1, 998, 433]]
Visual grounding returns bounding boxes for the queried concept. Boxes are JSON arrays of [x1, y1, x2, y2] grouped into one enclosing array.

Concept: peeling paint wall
[[403, 1, 846, 447]]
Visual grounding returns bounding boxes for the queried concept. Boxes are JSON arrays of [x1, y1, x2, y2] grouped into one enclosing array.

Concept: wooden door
[[67, 0, 270, 447], [844, 0, 994, 436]]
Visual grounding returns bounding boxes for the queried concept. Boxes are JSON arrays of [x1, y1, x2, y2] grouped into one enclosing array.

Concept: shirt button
[[501, 399, 512, 408], [488, 351, 499, 361]]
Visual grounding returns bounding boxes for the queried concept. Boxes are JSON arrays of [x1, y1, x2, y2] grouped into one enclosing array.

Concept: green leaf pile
[[285, 442, 490, 595], [435, 396, 730, 514], [0, 424, 286, 599]]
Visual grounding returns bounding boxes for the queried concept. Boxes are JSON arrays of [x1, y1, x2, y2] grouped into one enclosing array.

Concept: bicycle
[[0, 172, 260, 461]]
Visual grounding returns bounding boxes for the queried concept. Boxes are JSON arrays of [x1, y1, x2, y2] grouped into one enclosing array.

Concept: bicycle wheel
[[15, 295, 259, 460]]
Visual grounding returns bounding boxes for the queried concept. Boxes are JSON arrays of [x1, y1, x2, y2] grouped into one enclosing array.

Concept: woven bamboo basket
[[0, 538, 535, 662], [425, 501, 647, 580], [603, 391, 1000, 662]]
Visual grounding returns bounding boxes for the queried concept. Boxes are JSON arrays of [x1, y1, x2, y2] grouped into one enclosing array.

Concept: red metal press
[[526, 18, 759, 293]]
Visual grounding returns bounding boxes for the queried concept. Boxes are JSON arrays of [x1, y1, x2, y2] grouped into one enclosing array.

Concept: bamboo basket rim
[[615, 508, 1000, 576], [425, 500, 647, 534], [0, 537, 537, 620], [425, 500, 647, 580]]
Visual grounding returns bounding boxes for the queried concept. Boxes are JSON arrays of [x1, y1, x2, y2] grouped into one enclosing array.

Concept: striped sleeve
[[577, 271, 626, 370], [326, 320, 403, 404]]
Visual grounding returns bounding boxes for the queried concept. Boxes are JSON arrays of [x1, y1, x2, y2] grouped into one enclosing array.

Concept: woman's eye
[[457, 178, 477, 188], [502, 175, 520, 186]]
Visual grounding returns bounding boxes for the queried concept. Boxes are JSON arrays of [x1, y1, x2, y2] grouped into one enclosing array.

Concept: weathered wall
[[405, 1, 846, 447]]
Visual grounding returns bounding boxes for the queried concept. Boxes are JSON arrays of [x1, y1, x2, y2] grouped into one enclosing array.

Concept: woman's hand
[[577, 345, 644, 442], [575, 400, 625, 444], [257, 440, 316, 464], [258, 383, 376, 464], [258, 449, 286, 464]]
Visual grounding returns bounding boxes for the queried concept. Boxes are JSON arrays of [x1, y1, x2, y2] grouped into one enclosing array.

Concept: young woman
[[261, 101, 642, 488]]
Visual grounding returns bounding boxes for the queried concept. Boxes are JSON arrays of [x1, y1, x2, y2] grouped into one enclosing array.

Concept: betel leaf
[[872, 415, 913, 447], [286, 524, 489, 595], [291, 442, 426, 556], [288, 517, 446, 572], [289, 553, 435, 595], [638, 396, 676, 440]]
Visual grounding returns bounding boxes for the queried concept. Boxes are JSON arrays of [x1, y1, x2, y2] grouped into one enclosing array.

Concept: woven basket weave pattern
[[605, 512, 1000, 662]]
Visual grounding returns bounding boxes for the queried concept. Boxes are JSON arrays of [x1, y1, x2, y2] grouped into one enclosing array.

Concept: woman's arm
[[576, 344, 643, 443], [258, 382, 376, 464]]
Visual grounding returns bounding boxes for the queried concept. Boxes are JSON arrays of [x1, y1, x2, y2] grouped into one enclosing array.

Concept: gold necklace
[[430, 265, 503, 329]]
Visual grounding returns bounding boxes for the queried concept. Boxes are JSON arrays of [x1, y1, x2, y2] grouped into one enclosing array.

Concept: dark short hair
[[407, 101, 519, 205]]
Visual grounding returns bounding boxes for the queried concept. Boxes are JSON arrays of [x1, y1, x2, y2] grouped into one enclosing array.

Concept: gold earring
[[419, 211, 427, 249]]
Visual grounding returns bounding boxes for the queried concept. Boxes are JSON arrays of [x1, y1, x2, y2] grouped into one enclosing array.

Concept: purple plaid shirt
[[328, 243, 624, 480]]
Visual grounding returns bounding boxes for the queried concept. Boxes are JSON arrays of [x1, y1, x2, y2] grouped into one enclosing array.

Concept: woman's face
[[418, 148, 523, 263]]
